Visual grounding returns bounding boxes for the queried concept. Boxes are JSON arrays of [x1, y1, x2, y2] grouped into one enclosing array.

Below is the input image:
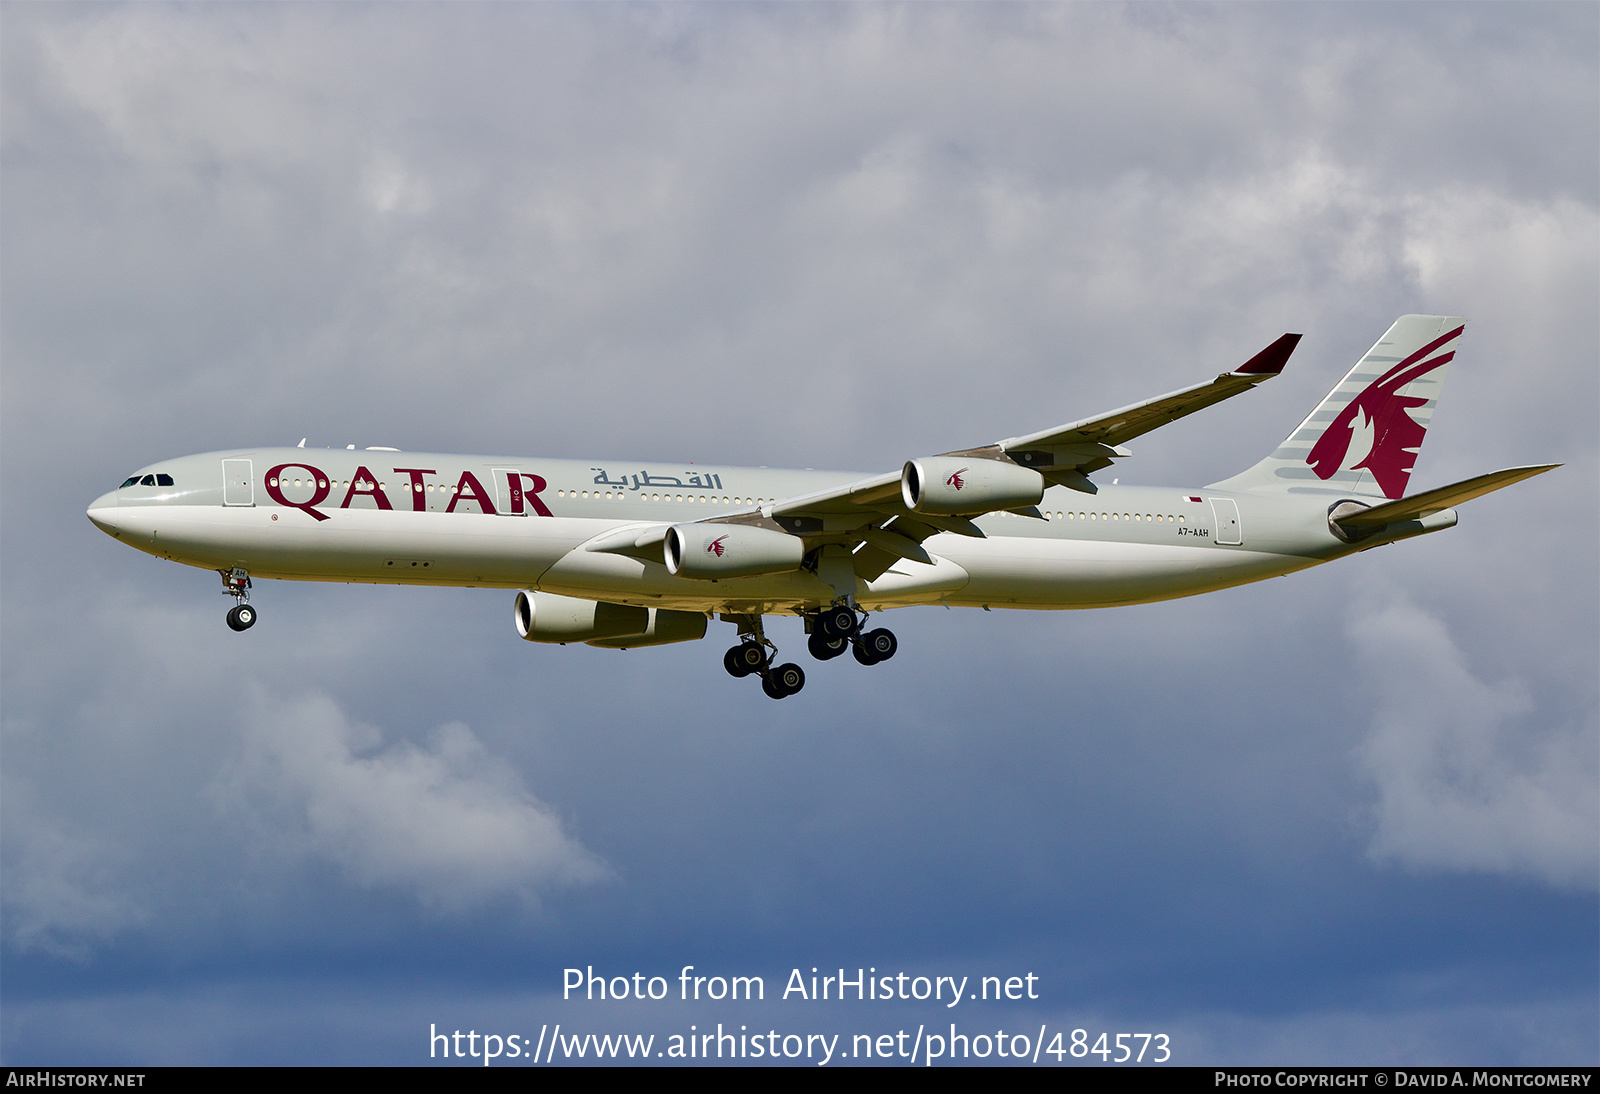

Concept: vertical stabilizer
[[1209, 315, 1465, 499]]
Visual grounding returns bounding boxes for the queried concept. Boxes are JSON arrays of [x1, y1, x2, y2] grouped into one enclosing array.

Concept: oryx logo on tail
[[1305, 324, 1462, 499]]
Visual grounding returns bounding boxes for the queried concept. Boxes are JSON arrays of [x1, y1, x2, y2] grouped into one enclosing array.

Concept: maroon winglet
[[1233, 332, 1302, 376]]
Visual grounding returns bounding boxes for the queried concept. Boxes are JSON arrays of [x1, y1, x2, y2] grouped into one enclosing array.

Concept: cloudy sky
[[2, 2, 1595, 1066]]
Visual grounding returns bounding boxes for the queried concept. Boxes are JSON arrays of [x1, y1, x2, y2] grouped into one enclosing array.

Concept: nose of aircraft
[[87, 490, 122, 536]]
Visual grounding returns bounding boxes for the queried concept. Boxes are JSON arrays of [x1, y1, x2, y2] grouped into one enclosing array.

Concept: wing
[[590, 333, 1300, 581], [766, 333, 1301, 579], [998, 333, 1301, 482]]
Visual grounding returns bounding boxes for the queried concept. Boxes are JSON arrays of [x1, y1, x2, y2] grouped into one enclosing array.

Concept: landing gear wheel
[[725, 643, 766, 678], [808, 631, 849, 661], [852, 628, 895, 665], [226, 604, 256, 632], [860, 627, 896, 663], [819, 606, 857, 639], [762, 662, 805, 699]]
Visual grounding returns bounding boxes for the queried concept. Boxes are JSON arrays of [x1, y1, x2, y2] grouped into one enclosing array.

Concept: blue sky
[[2, 2, 1595, 1066]]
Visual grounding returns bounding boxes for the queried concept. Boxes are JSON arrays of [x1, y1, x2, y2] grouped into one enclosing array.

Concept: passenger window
[[156, 474, 174, 486]]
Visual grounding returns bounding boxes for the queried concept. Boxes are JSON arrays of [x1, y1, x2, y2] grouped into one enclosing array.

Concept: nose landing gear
[[220, 568, 256, 631]]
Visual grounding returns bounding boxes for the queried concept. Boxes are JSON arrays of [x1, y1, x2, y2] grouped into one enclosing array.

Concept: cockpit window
[[120, 473, 174, 487]]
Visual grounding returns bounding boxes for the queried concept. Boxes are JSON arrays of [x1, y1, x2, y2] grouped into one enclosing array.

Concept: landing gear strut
[[721, 614, 805, 699], [220, 568, 256, 631]]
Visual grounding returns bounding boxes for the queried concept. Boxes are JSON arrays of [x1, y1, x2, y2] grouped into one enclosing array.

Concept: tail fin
[[1209, 315, 1465, 499]]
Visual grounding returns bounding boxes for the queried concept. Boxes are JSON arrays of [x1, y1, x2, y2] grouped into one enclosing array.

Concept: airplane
[[87, 315, 1556, 699]]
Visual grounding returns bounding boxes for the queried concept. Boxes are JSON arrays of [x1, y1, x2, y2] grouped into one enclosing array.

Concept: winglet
[[1233, 333, 1302, 376]]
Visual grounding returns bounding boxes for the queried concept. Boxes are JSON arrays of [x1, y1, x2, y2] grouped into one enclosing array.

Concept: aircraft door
[[222, 459, 254, 506], [1209, 497, 1242, 545], [493, 468, 527, 516]]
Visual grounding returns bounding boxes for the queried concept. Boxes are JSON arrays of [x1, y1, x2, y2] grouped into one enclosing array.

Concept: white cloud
[[3, 820, 149, 961], [1350, 593, 1598, 889], [361, 153, 432, 217], [211, 690, 608, 910]]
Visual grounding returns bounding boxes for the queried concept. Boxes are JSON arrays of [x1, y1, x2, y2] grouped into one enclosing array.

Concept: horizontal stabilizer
[[1334, 464, 1559, 527]]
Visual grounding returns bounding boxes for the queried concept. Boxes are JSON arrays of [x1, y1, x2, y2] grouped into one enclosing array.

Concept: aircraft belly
[[859, 556, 969, 608], [538, 546, 841, 613], [941, 535, 1309, 608], [103, 506, 587, 586]]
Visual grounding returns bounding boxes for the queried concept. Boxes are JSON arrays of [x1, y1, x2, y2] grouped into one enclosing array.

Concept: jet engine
[[516, 590, 646, 642], [515, 590, 705, 647], [901, 456, 1044, 516], [663, 523, 805, 580]]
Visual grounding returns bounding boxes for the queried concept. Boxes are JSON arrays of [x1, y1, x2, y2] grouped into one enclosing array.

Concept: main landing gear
[[722, 615, 806, 700], [220, 567, 256, 631], [809, 604, 897, 667], [721, 605, 897, 700]]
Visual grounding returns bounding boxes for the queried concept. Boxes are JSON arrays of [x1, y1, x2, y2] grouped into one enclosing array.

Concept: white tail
[[1210, 315, 1465, 499]]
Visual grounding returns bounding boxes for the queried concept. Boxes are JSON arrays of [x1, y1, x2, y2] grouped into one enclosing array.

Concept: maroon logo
[[341, 465, 394, 511], [1305, 325, 1461, 499], [444, 471, 496, 515], [946, 467, 968, 490], [706, 535, 729, 557], [265, 462, 552, 521], [264, 463, 332, 521]]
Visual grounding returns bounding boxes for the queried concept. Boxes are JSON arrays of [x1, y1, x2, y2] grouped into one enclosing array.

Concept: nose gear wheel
[[219, 568, 256, 630]]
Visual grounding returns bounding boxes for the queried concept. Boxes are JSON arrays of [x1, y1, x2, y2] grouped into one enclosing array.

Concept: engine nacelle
[[587, 608, 707, 648], [663, 523, 806, 580], [901, 456, 1044, 516], [515, 590, 648, 643]]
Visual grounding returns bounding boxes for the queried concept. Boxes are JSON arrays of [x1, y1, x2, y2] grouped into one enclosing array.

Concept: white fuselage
[[87, 447, 1451, 619]]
